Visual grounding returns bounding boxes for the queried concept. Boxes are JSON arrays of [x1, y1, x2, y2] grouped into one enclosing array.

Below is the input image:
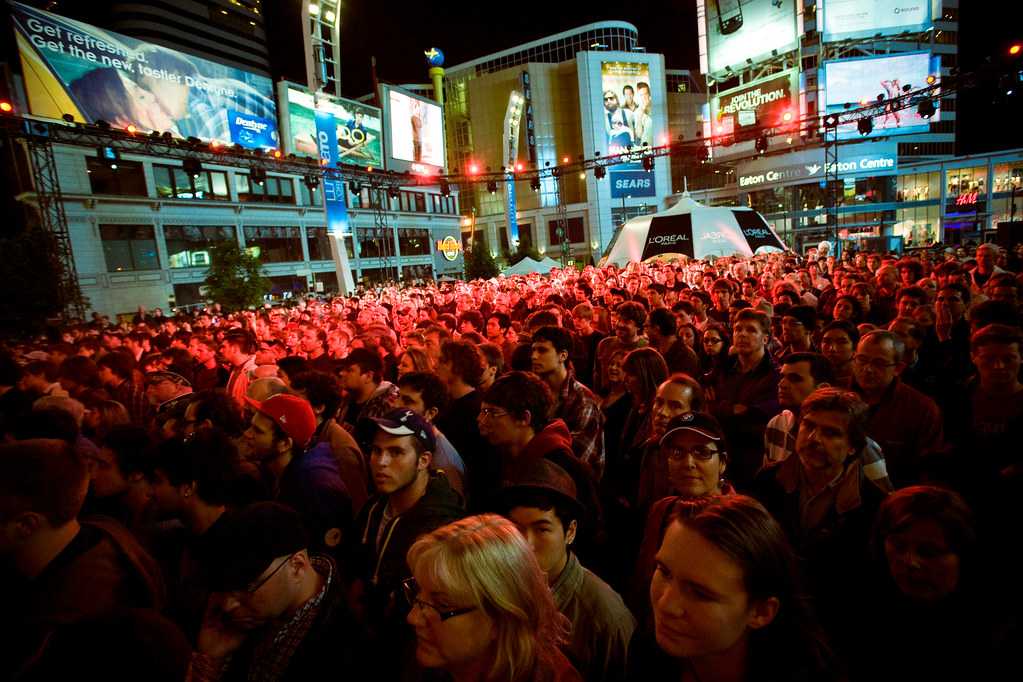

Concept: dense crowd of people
[[2, 240, 1022, 681]]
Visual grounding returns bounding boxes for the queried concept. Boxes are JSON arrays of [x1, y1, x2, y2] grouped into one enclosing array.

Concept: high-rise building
[[692, 0, 962, 248], [440, 22, 673, 265], [107, 0, 270, 75]]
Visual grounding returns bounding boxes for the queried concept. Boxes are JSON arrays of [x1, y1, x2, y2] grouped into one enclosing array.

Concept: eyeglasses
[[478, 407, 510, 419], [402, 577, 477, 622], [703, 337, 723, 345], [852, 355, 898, 370], [664, 446, 719, 462], [240, 552, 297, 594]]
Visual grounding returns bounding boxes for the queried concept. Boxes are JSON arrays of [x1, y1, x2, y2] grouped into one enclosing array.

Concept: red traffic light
[[0, 101, 13, 114], [1010, 44, 1022, 56]]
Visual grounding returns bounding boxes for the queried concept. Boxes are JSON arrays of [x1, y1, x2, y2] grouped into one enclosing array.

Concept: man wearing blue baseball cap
[[347, 408, 464, 677]]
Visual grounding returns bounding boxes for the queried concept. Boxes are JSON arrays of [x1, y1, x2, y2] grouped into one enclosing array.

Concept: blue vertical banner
[[316, 110, 356, 292], [506, 176, 519, 248]]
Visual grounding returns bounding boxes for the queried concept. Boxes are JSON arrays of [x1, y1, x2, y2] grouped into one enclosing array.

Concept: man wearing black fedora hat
[[499, 459, 635, 682], [191, 502, 365, 681]]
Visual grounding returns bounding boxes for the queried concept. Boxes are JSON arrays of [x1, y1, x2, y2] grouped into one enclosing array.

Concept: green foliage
[[507, 241, 542, 266], [0, 227, 82, 334], [203, 242, 271, 311], [464, 233, 500, 280]]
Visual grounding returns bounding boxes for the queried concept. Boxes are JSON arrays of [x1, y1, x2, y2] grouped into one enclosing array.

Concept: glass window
[[86, 158, 147, 196], [100, 225, 159, 271], [547, 217, 585, 244], [164, 226, 236, 268], [243, 226, 304, 263], [153, 164, 229, 200], [993, 163, 1023, 194], [414, 193, 426, 212], [398, 228, 431, 256], [238, 175, 297, 204], [300, 181, 322, 207], [307, 227, 333, 260]]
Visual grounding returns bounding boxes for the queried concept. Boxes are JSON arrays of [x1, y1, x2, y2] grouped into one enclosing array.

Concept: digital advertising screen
[[705, 0, 797, 76], [10, 1, 279, 150], [821, 0, 941, 42], [711, 70, 797, 131], [822, 51, 941, 140], [601, 61, 657, 198], [281, 85, 383, 168], [384, 86, 445, 172]]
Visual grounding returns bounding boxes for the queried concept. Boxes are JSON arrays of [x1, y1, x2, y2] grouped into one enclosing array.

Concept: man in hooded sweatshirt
[[348, 408, 464, 678], [478, 371, 603, 552]]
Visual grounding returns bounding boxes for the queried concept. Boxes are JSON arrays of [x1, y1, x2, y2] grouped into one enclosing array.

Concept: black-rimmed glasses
[[401, 577, 476, 622], [241, 552, 297, 594], [664, 446, 719, 462]]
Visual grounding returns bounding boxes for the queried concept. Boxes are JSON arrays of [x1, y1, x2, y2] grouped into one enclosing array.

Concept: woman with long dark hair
[[629, 495, 837, 682]]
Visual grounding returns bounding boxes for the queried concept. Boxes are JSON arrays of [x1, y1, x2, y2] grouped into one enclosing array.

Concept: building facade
[[440, 21, 674, 265], [686, 147, 1023, 251], [55, 144, 462, 318]]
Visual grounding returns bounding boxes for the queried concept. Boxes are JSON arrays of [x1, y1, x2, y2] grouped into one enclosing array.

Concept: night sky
[[339, 1, 1023, 156]]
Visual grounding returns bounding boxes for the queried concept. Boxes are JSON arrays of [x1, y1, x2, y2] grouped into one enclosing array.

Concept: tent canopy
[[502, 256, 562, 276], [603, 193, 786, 267]]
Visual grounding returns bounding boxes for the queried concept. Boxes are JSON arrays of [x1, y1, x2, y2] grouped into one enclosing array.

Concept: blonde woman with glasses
[[404, 514, 582, 682]]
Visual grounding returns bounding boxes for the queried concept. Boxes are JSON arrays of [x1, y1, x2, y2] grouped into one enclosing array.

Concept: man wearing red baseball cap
[[243, 393, 352, 552]]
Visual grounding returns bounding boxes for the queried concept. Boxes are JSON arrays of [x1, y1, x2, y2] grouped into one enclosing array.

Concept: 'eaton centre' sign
[[737, 142, 897, 190]]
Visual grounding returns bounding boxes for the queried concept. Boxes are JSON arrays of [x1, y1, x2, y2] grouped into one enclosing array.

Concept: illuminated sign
[[736, 142, 898, 189], [521, 71, 537, 163], [821, 0, 941, 42], [955, 192, 979, 206], [822, 52, 941, 140], [11, 1, 278, 150], [280, 84, 383, 168], [437, 235, 462, 261], [601, 61, 657, 198], [704, 0, 797, 76], [383, 86, 445, 172], [711, 71, 797, 143]]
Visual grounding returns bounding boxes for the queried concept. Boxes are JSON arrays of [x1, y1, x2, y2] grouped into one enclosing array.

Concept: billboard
[[711, 70, 797, 131], [821, 0, 941, 42], [601, 61, 657, 198], [280, 84, 382, 168], [823, 52, 940, 140], [383, 86, 445, 172], [10, 1, 278, 150], [705, 0, 797, 76]]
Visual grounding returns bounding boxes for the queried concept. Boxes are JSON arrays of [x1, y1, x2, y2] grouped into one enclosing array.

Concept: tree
[[203, 242, 271, 311], [464, 233, 500, 280]]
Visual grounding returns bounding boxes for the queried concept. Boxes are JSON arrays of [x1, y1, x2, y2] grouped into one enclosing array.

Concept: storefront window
[[237, 175, 296, 204], [87, 158, 147, 197], [896, 171, 940, 202], [164, 226, 236, 268], [243, 226, 304, 263], [398, 228, 431, 256], [992, 163, 1023, 194], [100, 225, 159, 272], [946, 166, 986, 197], [307, 227, 333, 261], [153, 165, 230, 201], [894, 205, 940, 247]]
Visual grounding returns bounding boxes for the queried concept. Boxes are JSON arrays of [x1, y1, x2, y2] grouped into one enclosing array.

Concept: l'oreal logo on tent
[[648, 234, 690, 245]]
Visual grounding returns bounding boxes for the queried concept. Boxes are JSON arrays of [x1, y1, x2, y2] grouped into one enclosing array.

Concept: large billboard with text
[[280, 84, 382, 168], [10, 1, 278, 150], [601, 61, 656, 198], [711, 70, 797, 132], [822, 52, 941, 140], [821, 0, 941, 42], [382, 85, 445, 173], [705, 0, 797, 76]]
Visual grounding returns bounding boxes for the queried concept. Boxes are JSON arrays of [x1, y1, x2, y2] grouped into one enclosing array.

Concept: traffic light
[[0, 101, 12, 115], [1010, 44, 1021, 56]]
